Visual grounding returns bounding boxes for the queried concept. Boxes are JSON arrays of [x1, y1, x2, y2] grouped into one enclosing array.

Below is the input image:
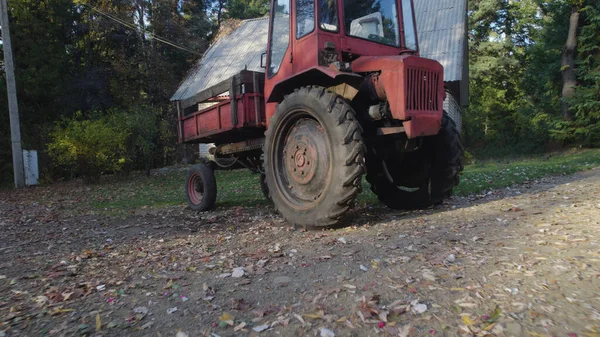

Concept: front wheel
[[185, 163, 217, 212], [264, 86, 366, 228], [367, 112, 464, 209]]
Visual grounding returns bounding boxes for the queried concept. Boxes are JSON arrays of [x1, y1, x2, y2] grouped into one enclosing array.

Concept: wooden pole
[[0, 0, 25, 188]]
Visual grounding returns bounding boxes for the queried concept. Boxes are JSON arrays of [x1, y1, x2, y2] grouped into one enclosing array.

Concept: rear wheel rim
[[272, 113, 331, 209], [188, 174, 204, 205]]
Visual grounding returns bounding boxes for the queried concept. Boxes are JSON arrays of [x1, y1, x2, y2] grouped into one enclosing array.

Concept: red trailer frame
[[177, 70, 267, 145]]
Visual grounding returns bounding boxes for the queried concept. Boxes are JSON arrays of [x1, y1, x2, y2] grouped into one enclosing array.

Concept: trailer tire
[[367, 113, 463, 209], [264, 86, 365, 228], [185, 163, 217, 212]]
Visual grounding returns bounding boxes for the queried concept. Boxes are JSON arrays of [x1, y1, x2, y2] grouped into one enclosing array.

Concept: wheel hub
[[276, 118, 330, 203], [285, 140, 317, 185], [188, 174, 204, 204]]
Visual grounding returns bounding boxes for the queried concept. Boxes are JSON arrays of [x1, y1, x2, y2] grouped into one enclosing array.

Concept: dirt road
[[1, 168, 600, 337]]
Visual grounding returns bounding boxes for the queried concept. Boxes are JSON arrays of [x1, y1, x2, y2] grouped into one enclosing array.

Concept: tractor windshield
[[342, 0, 415, 50]]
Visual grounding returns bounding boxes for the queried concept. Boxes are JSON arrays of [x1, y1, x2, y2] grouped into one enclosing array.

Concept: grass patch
[[88, 169, 269, 214], [454, 149, 600, 195], [85, 149, 600, 214]]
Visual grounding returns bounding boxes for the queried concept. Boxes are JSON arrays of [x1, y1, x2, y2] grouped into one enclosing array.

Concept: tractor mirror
[[260, 52, 267, 69]]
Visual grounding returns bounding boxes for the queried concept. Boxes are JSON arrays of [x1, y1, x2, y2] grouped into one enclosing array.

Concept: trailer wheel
[[367, 113, 464, 209], [185, 163, 217, 212], [264, 86, 365, 228]]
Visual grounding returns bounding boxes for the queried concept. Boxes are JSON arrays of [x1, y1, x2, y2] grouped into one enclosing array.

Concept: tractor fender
[[266, 66, 362, 104]]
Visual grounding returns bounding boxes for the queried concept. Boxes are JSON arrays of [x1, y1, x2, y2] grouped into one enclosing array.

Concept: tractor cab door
[[266, 0, 293, 84]]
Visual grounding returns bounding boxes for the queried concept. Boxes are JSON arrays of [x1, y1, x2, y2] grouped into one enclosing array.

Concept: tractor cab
[[267, 0, 419, 79]]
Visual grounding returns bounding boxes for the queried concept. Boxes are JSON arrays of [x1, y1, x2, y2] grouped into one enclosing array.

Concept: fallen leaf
[[96, 313, 101, 331], [398, 324, 412, 337], [461, 314, 475, 326], [219, 312, 234, 326], [233, 321, 246, 332], [253, 324, 269, 332], [304, 310, 325, 319]]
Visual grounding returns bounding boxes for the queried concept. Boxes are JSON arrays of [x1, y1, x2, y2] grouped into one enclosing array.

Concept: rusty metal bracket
[[215, 137, 265, 156], [375, 126, 405, 136]]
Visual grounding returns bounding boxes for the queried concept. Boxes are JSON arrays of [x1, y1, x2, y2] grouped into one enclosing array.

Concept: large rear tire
[[367, 113, 463, 209], [185, 163, 217, 212], [264, 86, 365, 228]]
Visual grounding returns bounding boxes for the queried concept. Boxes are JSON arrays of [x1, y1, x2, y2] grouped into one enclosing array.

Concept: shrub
[[48, 114, 129, 183]]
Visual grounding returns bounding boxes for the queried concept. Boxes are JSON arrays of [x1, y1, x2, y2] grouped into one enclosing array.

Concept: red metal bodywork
[[179, 93, 265, 144], [352, 56, 444, 138], [262, 0, 444, 138], [179, 0, 444, 144]]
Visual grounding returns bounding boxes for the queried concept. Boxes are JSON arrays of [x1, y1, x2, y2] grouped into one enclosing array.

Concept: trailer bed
[[177, 70, 266, 144]]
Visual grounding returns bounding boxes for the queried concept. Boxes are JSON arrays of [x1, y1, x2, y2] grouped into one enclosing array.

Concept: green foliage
[[467, 0, 600, 153], [0, 0, 215, 184], [559, 3, 600, 146], [124, 104, 162, 175], [225, 0, 270, 20], [47, 114, 129, 183]]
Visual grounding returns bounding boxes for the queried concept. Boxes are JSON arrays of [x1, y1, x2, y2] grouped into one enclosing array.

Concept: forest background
[[0, 0, 598, 185]]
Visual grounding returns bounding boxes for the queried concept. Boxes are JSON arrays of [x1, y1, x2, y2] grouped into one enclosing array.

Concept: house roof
[[171, 0, 468, 103]]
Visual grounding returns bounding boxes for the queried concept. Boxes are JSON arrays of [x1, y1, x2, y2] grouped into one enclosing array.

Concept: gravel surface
[[1, 168, 599, 336]]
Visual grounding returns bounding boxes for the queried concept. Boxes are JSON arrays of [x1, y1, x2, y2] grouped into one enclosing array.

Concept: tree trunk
[[561, 4, 581, 121], [216, 0, 226, 27]]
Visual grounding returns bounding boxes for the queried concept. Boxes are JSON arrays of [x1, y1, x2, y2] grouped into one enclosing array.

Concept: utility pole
[[0, 0, 24, 188]]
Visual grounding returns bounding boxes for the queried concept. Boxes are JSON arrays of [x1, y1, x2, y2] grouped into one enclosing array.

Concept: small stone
[[96, 285, 106, 291], [320, 327, 335, 337], [167, 307, 178, 314], [273, 276, 292, 287], [451, 272, 464, 279], [505, 322, 522, 336], [445, 254, 456, 263], [360, 265, 368, 272], [422, 270, 436, 282], [411, 303, 427, 314], [232, 267, 245, 278], [337, 237, 347, 244], [175, 332, 189, 337], [133, 307, 149, 315]]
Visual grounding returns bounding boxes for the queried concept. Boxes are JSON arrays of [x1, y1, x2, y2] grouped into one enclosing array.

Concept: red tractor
[[175, 0, 464, 228]]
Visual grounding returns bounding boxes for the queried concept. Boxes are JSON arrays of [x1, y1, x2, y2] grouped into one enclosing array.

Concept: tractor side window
[[344, 0, 400, 47], [296, 0, 315, 38], [401, 0, 417, 50], [268, 0, 291, 77], [319, 0, 338, 31]]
